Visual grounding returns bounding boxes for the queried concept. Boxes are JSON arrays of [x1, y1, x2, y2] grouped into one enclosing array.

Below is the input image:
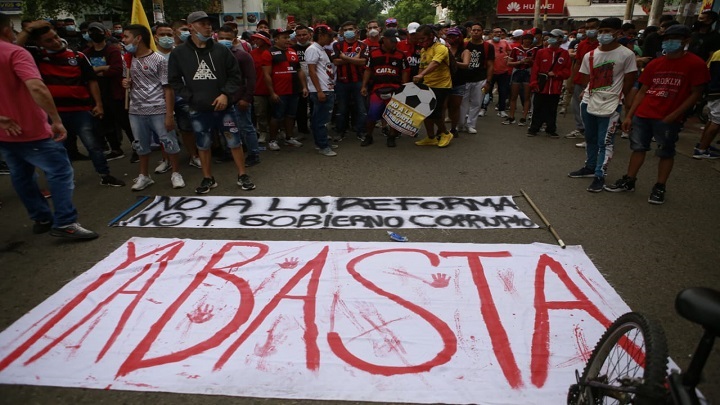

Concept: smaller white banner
[[119, 196, 538, 229]]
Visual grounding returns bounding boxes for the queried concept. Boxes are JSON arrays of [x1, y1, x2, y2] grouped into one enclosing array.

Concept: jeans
[[189, 105, 242, 151], [482, 72, 511, 112], [460, 80, 485, 129], [0, 139, 78, 227], [334, 81, 366, 135], [310, 91, 335, 150], [128, 114, 181, 156], [572, 84, 586, 131], [234, 106, 260, 157], [581, 102, 620, 178], [61, 111, 110, 176]]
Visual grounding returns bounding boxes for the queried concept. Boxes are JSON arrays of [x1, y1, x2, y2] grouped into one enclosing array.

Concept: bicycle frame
[[668, 328, 716, 405]]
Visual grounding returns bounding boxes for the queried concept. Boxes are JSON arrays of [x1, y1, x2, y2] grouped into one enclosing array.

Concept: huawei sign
[[496, 0, 566, 15]]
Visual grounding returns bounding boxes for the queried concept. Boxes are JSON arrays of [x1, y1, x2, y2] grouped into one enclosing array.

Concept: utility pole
[[152, 0, 165, 23], [676, 0, 691, 24], [534, 0, 541, 28], [648, 0, 665, 27], [623, 0, 634, 23]]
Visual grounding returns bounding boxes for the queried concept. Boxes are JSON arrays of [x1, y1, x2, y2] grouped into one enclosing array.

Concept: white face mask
[[368, 29, 379, 37]]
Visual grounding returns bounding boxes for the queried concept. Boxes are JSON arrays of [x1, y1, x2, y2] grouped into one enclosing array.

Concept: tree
[[389, 0, 436, 26], [261, 0, 383, 27], [441, 0, 496, 24], [20, 0, 212, 23]]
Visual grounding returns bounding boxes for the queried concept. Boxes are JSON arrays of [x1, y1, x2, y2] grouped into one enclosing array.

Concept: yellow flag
[[131, 0, 157, 51]]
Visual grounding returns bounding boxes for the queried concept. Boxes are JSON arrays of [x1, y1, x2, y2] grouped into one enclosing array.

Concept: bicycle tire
[[568, 312, 669, 405]]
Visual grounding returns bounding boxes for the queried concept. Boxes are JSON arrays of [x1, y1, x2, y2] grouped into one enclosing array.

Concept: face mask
[[195, 32, 211, 42], [493, 36, 500, 42], [532, 37, 538, 44], [296, 39, 309, 46], [547, 37, 558, 45], [218, 39, 233, 49], [82, 33, 90, 42], [662, 39, 683, 53], [180, 31, 191, 42], [586, 29, 598, 38], [576, 33, 585, 40], [113, 29, 123, 35], [158, 36, 175, 49], [90, 32, 105, 43], [65, 25, 76, 32], [368, 29, 379, 37], [563, 35, 568, 42], [343, 30, 355, 40], [597, 33, 615, 45], [124, 43, 137, 54]]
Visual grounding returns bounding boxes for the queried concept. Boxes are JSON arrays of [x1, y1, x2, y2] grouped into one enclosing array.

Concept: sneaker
[[498, 111, 508, 118], [130, 151, 140, 163], [693, 147, 720, 159], [438, 132, 453, 148], [450, 128, 459, 139], [284, 137, 303, 147], [586, 176, 604, 193], [558, 107, 566, 115], [502, 117, 516, 125], [237, 174, 256, 190], [131, 174, 154, 191], [575, 141, 587, 148], [415, 137, 439, 146], [195, 177, 217, 194], [244, 155, 261, 167], [189, 156, 202, 168], [648, 183, 666, 205], [49, 223, 99, 240], [268, 140, 280, 151], [467, 127, 477, 134], [621, 132, 630, 139], [478, 109, 486, 117], [105, 150, 125, 161], [41, 189, 51, 199], [565, 129, 584, 139], [314, 144, 339, 150], [170, 172, 185, 189], [100, 175, 125, 187], [568, 167, 595, 178], [33, 220, 52, 234], [604, 175, 636, 192], [387, 136, 397, 148], [518, 118, 526, 126], [154, 160, 171, 174], [0, 161, 9, 175], [258, 133, 267, 143], [457, 125, 467, 132], [381, 127, 390, 137], [318, 147, 338, 157], [548, 133, 560, 138], [360, 136, 373, 146], [527, 130, 538, 137], [356, 133, 365, 142]]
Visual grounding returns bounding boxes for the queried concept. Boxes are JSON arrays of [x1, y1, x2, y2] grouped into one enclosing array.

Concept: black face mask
[[692, 21, 711, 31], [90, 32, 106, 43]]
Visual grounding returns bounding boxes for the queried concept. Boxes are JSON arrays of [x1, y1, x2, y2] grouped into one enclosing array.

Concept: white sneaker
[[621, 132, 629, 139], [314, 144, 339, 150], [154, 160, 171, 174], [456, 125, 467, 132], [318, 147, 337, 157], [467, 127, 477, 134], [284, 137, 303, 147], [131, 174, 154, 191], [498, 111, 508, 118], [258, 133, 267, 143], [170, 172, 185, 189], [575, 141, 587, 148], [189, 156, 202, 169], [268, 140, 280, 151], [565, 130, 584, 139], [478, 109, 486, 117]]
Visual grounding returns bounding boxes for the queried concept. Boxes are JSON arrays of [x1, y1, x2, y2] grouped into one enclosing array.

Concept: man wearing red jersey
[[250, 31, 273, 144]]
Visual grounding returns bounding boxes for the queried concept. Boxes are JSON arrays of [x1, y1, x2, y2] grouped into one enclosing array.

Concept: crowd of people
[[2, 10, 720, 239]]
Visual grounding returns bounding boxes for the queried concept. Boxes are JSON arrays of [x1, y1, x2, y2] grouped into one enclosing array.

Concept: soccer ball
[[392, 83, 437, 117]]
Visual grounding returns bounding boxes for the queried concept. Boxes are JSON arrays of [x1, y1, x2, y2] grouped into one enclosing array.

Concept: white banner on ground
[[119, 195, 538, 229], [0, 238, 630, 404]]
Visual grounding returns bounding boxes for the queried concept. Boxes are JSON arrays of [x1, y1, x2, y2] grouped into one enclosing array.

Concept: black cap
[[662, 24, 692, 38], [382, 28, 399, 42]]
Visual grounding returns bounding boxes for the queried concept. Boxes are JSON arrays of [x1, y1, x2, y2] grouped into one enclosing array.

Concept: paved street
[[1, 107, 719, 404]]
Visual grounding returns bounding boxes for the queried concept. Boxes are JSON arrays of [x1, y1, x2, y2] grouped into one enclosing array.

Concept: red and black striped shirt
[[332, 40, 367, 83], [32, 48, 96, 112], [365, 48, 409, 91]]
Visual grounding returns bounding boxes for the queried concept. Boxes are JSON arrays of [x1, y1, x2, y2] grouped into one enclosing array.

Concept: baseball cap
[[407, 22, 420, 34], [187, 11, 210, 24], [549, 29, 564, 37], [314, 24, 334, 35], [446, 27, 462, 37], [251, 30, 272, 45], [512, 29, 524, 38], [88, 22, 106, 32], [386, 18, 397, 26], [257, 19, 269, 27], [662, 24, 691, 38], [272, 28, 294, 38], [382, 28, 399, 42]]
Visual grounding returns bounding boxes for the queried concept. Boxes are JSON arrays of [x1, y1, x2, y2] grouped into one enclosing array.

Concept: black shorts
[[428, 88, 451, 120]]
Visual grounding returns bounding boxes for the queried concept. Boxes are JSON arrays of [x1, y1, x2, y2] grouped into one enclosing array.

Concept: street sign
[[0, 1, 22, 12]]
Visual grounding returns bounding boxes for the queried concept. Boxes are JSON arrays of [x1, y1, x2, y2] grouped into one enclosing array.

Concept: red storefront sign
[[497, 0, 566, 16]]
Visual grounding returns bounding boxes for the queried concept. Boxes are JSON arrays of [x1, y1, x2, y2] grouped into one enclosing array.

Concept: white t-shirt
[[580, 45, 637, 105], [305, 42, 335, 93]]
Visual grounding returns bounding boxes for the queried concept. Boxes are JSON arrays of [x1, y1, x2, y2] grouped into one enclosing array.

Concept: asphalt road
[[1, 107, 719, 404]]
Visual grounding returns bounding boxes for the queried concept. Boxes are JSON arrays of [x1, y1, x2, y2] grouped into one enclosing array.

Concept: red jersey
[[530, 47, 572, 95], [251, 47, 272, 96], [509, 46, 539, 71], [365, 48, 409, 91], [332, 40, 367, 83], [269, 46, 301, 96], [397, 40, 421, 76], [32, 48, 96, 112], [573, 39, 599, 85], [635, 52, 710, 121], [363, 38, 381, 57]]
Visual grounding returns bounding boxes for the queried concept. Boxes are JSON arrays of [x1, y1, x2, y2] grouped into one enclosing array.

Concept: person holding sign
[[360, 29, 409, 148], [412, 25, 453, 148]]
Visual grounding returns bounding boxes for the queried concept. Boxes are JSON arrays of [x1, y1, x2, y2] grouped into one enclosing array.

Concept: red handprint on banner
[[429, 273, 450, 288], [186, 303, 214, 323], [278, 257, 300, 269]]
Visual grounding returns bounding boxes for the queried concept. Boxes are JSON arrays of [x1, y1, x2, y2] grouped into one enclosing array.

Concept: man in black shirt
[[689, 10, 720, 61]]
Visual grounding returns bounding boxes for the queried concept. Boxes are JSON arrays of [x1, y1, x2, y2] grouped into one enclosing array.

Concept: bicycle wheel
[[568, 312, 669, 405]]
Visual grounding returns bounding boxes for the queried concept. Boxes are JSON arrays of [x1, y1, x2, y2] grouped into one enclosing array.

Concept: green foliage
[[443, 0, 495, 23], [262, 0, 383, 27], [389, 0, 436, 26], [20, 0, 212, 23]]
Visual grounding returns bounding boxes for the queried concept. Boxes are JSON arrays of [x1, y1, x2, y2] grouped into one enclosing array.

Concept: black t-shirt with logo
[[463, 41, 495, 83]]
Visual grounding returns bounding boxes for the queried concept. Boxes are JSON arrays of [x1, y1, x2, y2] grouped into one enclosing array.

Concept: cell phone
[[287, 15, 295, 24]]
